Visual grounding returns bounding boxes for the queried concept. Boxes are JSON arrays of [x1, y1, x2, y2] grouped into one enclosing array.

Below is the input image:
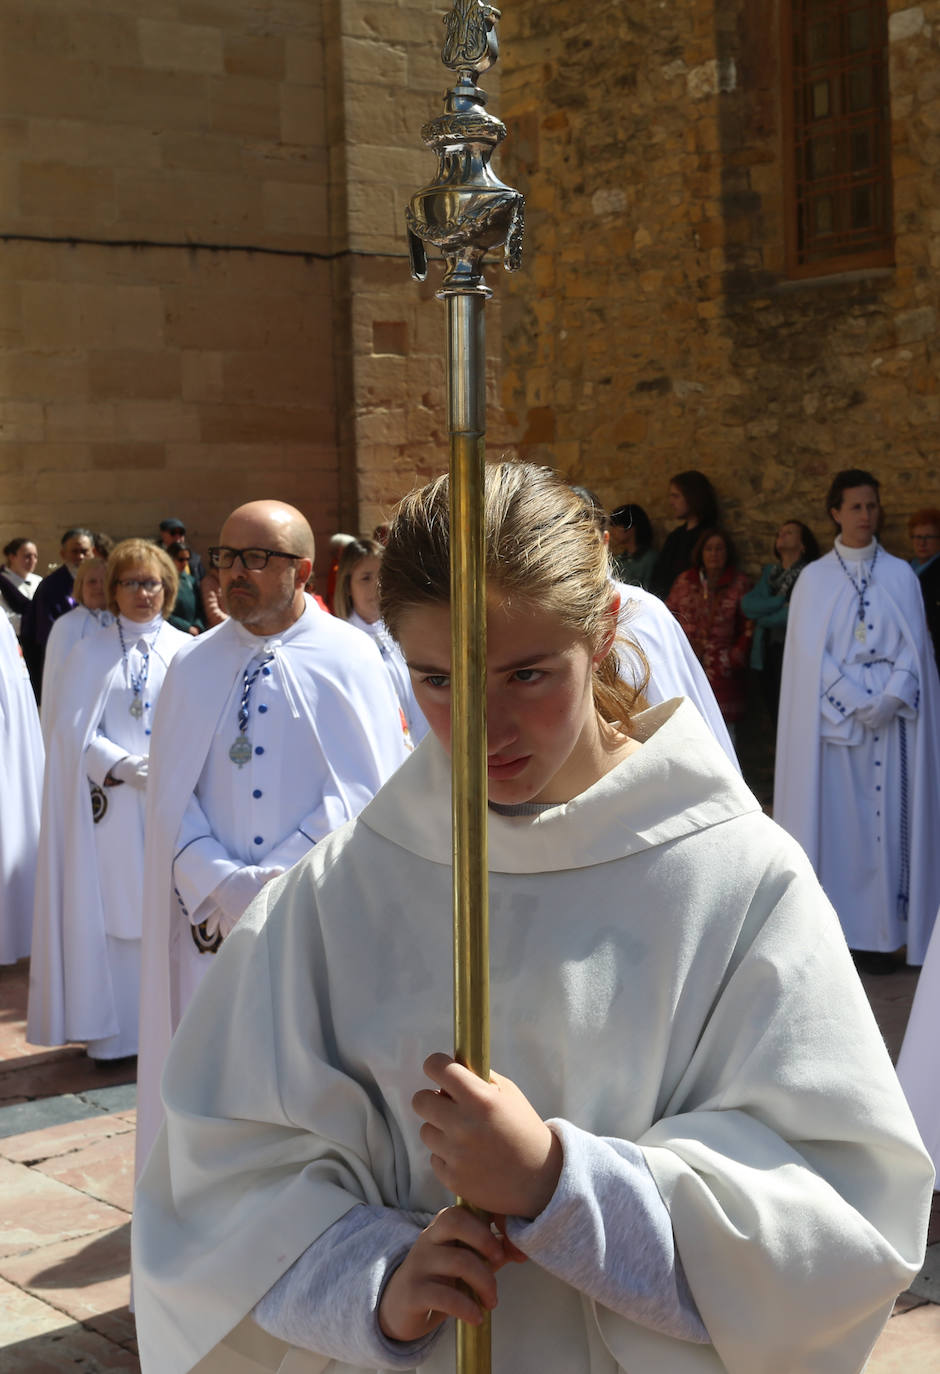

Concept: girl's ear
[[594, 592, 620, 665]]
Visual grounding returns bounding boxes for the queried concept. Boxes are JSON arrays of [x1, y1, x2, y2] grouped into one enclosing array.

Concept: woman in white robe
[[133, 464, 933, 1374], [0, 614, 43, 963], [333, 536, 429, 745], [28, 540, 188, 1060], [774, 469, 940, 966], [39, 556, 112, 742]]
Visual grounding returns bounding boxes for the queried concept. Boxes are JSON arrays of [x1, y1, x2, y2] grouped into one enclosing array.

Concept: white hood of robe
[[133, 699, 933, 1374]]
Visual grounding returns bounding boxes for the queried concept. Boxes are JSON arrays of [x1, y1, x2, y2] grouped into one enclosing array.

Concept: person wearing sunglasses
[[135, 499, 411, 1182], [165, 541, 206, 636]]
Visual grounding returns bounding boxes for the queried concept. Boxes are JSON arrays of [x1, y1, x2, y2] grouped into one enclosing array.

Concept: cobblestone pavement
[[1, 955, 938, 1371]]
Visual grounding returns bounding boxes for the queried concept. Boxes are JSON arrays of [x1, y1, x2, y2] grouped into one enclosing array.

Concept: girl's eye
[[422, 674, 450, 689], [513, 668, 544, 684]]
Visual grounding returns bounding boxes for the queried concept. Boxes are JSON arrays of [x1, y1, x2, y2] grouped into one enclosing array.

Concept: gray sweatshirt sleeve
[[252, 1203, 443, 1368], [253, 1119, 707, 1359], [504, 1118, 708, 1343]]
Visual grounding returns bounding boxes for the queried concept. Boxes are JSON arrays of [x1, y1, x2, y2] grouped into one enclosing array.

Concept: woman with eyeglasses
[[28, 540, 190, 1062], [165, 540, 207, 636]]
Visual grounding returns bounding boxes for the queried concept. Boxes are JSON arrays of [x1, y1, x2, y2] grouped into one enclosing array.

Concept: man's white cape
[[0, 615, 43, 963], [774, 546, 940, 962], [136, 602, 409, 1182], [27, 619, 188, 1044], [133, 699, 932, 1374]]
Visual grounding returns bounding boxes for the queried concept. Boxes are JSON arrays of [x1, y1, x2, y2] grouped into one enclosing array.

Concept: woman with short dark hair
[[775, 469, 940, 971], [608, 503, 656, 589], [165, 541, 206, 636], [666, 527, 752, 731], [0, 537, 40, 636]]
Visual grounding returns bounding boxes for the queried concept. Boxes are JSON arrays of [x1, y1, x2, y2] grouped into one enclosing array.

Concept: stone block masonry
[[497, 0, 940, 573]]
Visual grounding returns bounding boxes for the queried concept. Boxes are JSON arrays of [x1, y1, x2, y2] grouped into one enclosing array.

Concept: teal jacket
[[740, 565, 789, 670]]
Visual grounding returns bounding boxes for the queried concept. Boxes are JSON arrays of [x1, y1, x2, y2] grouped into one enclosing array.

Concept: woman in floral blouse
[[667, 528, 753, 733]]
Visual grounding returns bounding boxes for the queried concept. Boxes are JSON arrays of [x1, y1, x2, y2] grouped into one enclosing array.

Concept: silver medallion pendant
[[854, 621, 867, 643], [229, 735, 253, 768], [129, 696, 144, 719]]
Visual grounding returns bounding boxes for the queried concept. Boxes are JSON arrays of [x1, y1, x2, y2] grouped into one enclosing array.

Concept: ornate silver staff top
[[406, 0, 524, 297]]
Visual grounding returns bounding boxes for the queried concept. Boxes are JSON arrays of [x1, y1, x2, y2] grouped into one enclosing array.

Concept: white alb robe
[[132, 700, 932, 1374], [136, 599, 411, 1181], [614, 580, 738, 768], [897, 904, 940, 1172], [40, 604, 112, 743], [27, 615, 188, 1056], [348, 610, 430, 745], [774, 539, 940, 962], [0, 615, 43, 963]]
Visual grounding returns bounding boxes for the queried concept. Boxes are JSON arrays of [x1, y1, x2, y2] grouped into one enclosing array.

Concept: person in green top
[[740, 519, 818, 724], [609, 504, 657, 590], [165, 541, 206, 637]]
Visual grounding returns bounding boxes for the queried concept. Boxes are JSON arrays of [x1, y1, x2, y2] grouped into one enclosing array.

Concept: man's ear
[[296, 558, 314, 589]]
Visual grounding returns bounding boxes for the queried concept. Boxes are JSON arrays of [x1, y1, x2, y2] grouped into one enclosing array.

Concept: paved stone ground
[[1, 949, 938, 1371]]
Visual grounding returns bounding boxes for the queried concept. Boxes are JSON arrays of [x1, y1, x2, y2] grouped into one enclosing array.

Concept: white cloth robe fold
[[27, 618, 188, 1050], [347, 611, 430, 745], [613, 580, 739, 768], [39, 604, 112, 743], [0, 615, 43, 963], [132, 698, 932, 1374], [896, 903, 940, 1172], [136, 599, 411, 1184], [774, 541, 940, 962]]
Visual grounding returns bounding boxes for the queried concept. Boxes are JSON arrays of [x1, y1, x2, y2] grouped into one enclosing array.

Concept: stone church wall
[[0, 1, 348, 573], [498, 0, 940, 571]]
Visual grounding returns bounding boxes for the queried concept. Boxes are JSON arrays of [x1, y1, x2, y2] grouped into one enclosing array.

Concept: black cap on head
[[159, 517, 186, 534]]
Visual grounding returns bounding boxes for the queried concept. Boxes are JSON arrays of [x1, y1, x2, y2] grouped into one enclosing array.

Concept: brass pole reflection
[[406, 4, 524, 1371]]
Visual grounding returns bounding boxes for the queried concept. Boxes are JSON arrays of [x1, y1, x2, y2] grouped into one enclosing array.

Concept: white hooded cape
[[774, 544, 940, 962], [0, 615, 43, 963], [27, 618, 189, 1046], [136, 601, 410, 1183], [132, 699, 932, 1374], [39, 603, 112, 742]]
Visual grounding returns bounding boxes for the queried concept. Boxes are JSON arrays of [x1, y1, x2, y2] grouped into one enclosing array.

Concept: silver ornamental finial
[[406, 0, 524, 297]]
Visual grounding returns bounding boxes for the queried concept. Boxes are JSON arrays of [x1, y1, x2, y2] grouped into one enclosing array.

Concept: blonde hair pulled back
[[380, 461, 648, 726]]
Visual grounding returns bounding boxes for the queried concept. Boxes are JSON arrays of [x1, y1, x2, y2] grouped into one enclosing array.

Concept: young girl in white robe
[[28, 540, 189, 1060], [334, 535, 429, 745], [133, 464, 933, 1374]]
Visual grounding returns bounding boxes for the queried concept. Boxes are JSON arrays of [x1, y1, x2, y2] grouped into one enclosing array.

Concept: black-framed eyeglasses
[[208, 546, 304, 571], [117, 578, 163, 593]]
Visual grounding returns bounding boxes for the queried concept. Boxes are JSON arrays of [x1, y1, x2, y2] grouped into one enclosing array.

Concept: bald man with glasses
[[136, 500, 410, 1179]]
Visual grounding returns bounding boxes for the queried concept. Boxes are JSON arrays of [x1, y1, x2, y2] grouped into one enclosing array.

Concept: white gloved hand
[[110, 754, 149, 790], [210, 865, 289, 934], [856, 694, 903, 731]]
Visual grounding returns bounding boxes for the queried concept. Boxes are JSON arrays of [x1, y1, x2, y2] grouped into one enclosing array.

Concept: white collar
[[361, 698, 759, 872], [229, 601, 308, 655], [119, 613, 164, 638], [834, 536, 878, 563]]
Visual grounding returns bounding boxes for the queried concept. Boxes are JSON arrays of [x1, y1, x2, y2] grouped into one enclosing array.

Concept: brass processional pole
[[406, 3, 523, 1371]]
